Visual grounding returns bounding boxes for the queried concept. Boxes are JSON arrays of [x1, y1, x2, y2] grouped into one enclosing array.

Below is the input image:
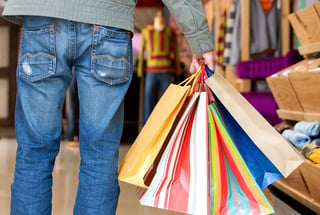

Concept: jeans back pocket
[[18, 19, 56, 82], [91, 26, 132, 85]]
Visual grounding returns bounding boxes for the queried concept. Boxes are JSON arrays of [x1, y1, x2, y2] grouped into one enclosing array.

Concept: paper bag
[[215, 96, 282, 189], [119, 70, 203, 188], [138, 92, 209, 215], [118, 83, 190, 188], [205, 71, 304, 177]]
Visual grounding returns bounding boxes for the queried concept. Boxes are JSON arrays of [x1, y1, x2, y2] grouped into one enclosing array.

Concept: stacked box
[[289, 2, 320, 55], [266, 58, 320, 121]]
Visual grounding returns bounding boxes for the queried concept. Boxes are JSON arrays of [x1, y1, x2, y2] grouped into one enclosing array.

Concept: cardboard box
[[266, 58, 320, 121]]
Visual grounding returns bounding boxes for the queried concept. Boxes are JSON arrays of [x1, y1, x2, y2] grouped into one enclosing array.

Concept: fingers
[[203, 51, 217, 72], [188, 50, 217, 73]]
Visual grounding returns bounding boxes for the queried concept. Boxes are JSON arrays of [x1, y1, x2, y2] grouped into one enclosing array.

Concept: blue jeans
[[143, 72, 172, 124], [11, 16, 132, 215]]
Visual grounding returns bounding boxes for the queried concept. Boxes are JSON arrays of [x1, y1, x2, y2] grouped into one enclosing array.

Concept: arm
[[162, 0, 217, 72]]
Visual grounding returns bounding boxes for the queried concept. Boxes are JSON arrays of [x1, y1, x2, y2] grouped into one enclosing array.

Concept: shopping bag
[[214, 96, 282, 189], [119, 72, 200, 188], [205, 68, 304, 177], [208, 103, 274, 215], [138, 92, 209, 215]]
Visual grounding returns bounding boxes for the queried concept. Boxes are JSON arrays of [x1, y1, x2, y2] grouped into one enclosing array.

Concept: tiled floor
[[0, 136, 316, 215], [0, 138, 183, 215]]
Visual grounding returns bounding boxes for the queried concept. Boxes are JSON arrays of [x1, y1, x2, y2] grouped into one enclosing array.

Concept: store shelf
[[277, 110, 320, 122], [298, 42, 320, 56], [273, 179, 320, 214], [272, 153, 320, 214]]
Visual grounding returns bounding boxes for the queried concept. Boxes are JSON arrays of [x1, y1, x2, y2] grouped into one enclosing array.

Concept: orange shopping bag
[[119, 71, 201, 188]]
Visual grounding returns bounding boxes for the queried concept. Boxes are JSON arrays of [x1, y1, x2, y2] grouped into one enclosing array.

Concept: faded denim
[[11, 16, 132, 215]]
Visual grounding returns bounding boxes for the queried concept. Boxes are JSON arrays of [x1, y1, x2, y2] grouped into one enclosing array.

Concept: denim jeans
[[143, 72, 172, 124], [11, 16, 132, 215]]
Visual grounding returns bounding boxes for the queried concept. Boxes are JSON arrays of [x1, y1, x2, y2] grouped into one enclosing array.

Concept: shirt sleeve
[[162, 0, 214, 55]]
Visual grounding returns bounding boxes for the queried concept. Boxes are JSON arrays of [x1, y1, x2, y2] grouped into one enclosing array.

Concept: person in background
[[2, 0, 216, 214], [138, 11, 180, 124], [62, 66, 80, 147]]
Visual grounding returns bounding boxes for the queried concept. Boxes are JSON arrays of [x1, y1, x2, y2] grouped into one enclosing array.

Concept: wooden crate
[[274, 160, 320, 214], [266, 58, 320, 121], [270, 3, 320, 212], [276, 166, 310, 197], [272, 142, 320, 213], [299, 160, 320, 201], [289, 71, 320, 113], [288, 2, 320, 55]]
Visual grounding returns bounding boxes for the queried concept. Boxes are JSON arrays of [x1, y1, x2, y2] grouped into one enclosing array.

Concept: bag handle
[[178, 67, 201, 86], [178, 64, 215, 99], [198, 64, 215, 103]]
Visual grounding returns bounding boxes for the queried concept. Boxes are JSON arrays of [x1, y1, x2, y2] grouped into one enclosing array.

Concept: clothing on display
[[216, 9, 226, 67], [294, 121, 320, 137], [282, 121, 320, 150], [302, 140, 320, 164], [137, 11, 180, 77], [223, 0, 236, 65], [282, 129, 311, 149], [138, 11, 181, 124], [223, 0, 282, 66]]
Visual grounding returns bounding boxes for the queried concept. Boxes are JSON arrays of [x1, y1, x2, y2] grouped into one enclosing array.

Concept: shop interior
[[1, 0, 320, 214]]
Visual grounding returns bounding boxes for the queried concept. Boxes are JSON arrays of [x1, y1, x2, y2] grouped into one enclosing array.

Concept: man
[[2, 0, 216, 214]]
